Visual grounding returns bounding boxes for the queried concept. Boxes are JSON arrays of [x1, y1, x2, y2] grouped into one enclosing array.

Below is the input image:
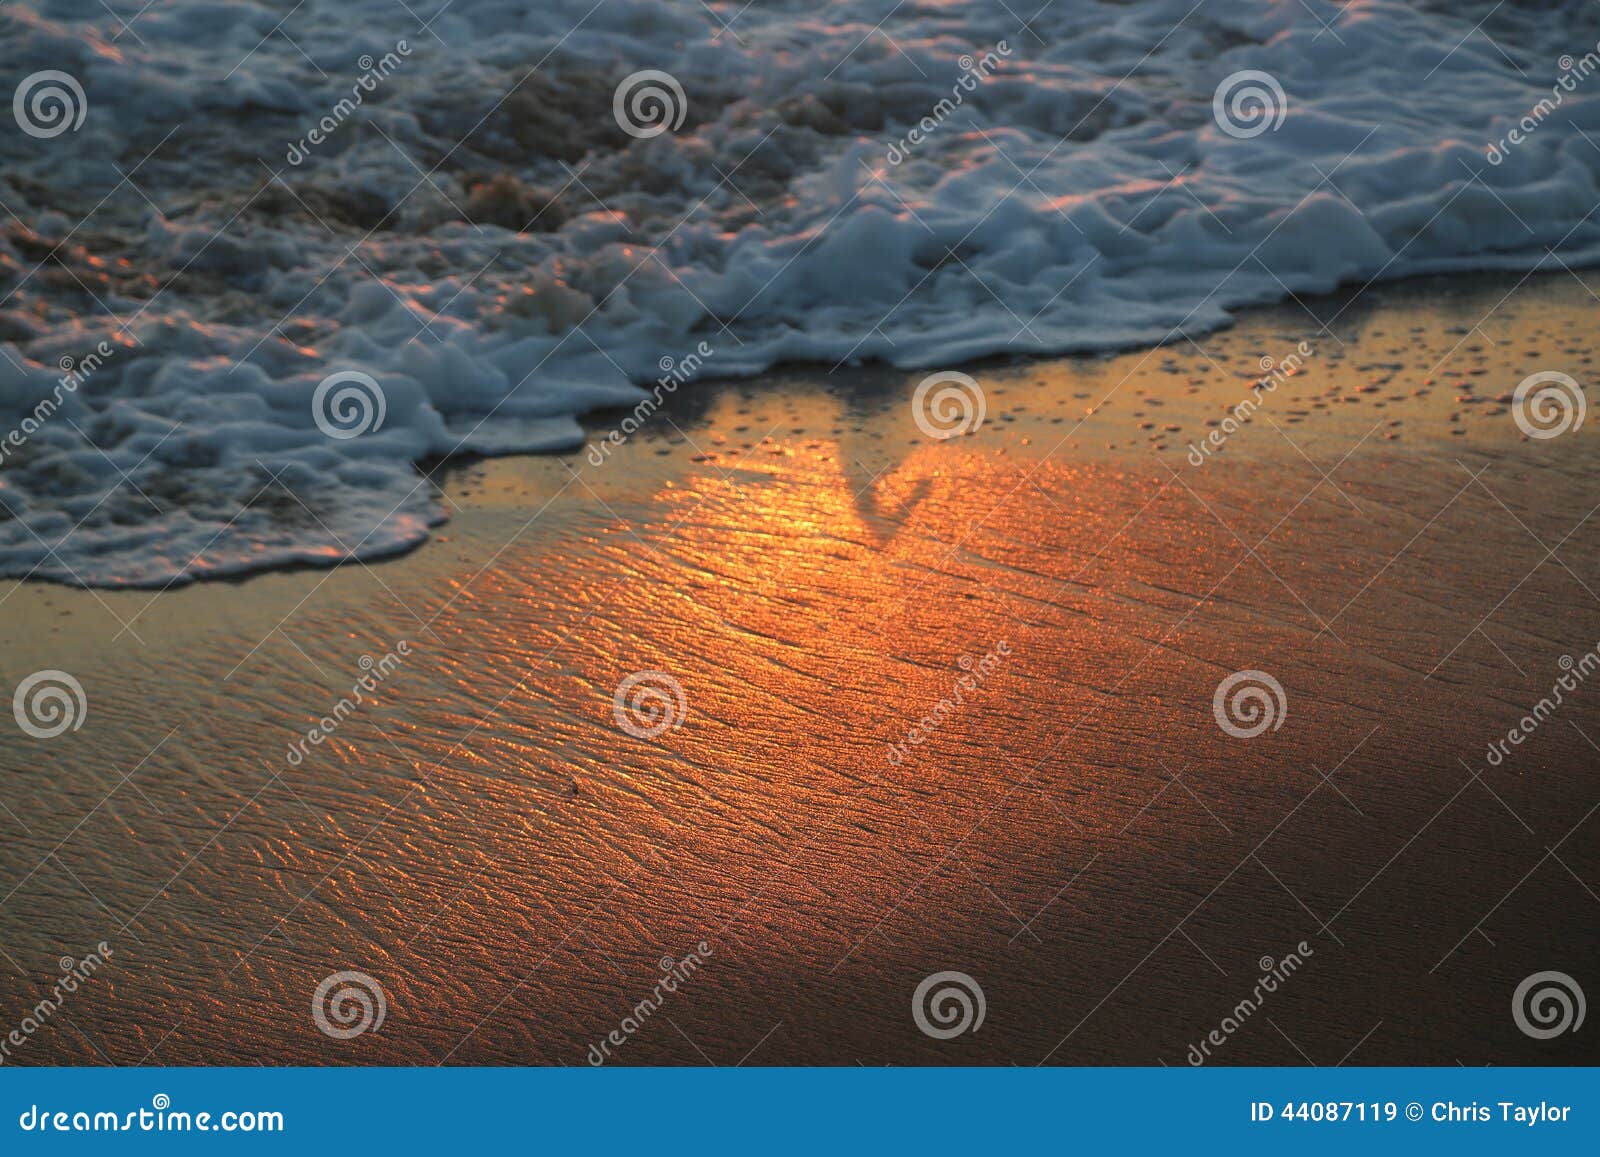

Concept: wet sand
[[1, 272, 1597, 1066]]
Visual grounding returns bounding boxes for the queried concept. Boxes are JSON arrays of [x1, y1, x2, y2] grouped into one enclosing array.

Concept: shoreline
[[3, 265, 1588, 609]]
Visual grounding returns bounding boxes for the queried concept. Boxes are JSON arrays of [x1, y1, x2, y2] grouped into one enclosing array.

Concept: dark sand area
[[1, 272, 1597, 1066]]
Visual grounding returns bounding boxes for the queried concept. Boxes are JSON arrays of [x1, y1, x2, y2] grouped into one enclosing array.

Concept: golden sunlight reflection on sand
[[1, 277, 1596, 1065]]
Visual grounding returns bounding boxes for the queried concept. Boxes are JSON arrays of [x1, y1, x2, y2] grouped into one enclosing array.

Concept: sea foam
[[1, 0, 1596, 585]]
